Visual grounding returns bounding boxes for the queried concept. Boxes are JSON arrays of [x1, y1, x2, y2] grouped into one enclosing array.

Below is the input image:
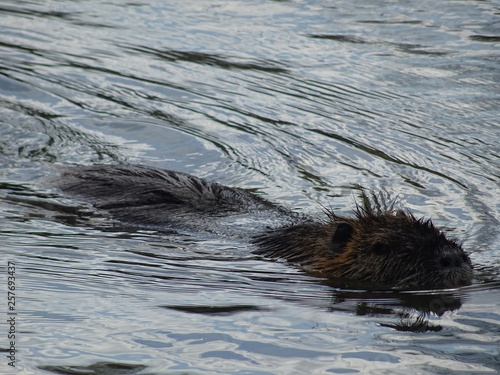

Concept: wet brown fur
[[254, 193, 473, 289]]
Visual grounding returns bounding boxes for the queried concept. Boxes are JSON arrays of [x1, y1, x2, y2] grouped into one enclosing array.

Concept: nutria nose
[[439, 253, 467, 268]]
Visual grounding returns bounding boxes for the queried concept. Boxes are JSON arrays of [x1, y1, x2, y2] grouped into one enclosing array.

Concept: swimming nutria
[[55, 164, 473, 289]]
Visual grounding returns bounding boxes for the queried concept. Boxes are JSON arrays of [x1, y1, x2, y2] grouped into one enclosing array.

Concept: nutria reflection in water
[[56, 164, 473, 290]]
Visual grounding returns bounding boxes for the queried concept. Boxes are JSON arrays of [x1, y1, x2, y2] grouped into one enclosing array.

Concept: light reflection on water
[[0, 0, 499, 373]]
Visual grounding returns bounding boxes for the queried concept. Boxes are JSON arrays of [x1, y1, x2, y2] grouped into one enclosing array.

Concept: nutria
[[55, 164, 473, 289]]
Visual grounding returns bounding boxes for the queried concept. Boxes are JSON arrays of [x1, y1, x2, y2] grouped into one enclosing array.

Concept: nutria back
[[55, 164, 473, 289], [55, 164, 305, 235]]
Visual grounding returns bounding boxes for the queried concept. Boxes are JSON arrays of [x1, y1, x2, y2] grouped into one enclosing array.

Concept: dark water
[[1, 0, 499, 374]]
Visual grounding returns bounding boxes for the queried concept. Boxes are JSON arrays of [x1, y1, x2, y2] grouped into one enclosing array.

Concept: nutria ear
[[330, 222, 354, 254]]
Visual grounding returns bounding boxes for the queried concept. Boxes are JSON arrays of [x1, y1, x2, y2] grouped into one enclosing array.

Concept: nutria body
[[56, 164, 473, 289]]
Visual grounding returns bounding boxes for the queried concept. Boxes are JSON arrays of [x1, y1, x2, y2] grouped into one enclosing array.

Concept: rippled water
[[1, 0, 499, 374]]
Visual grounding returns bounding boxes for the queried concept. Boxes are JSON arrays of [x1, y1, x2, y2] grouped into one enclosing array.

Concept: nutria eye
[[372, 242, 388, 255], [439, 256, 452, 268]]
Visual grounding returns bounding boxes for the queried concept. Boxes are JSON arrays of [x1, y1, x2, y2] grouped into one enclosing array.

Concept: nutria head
[[321, 211, 472, 289], [255, 194, 473, 289]]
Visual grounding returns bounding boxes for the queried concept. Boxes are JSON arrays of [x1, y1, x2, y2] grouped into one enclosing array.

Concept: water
[[0, 0, 499, 373]]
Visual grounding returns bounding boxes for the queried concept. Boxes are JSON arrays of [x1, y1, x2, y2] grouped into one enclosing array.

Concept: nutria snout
[[55, 164, 473, 290]]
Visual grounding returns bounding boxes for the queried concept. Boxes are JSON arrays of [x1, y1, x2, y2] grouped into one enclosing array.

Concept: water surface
[[0, 0, 499, 374]]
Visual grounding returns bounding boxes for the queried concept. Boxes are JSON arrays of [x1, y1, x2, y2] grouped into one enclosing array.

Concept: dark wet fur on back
[[56, 164, 298, 228]]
